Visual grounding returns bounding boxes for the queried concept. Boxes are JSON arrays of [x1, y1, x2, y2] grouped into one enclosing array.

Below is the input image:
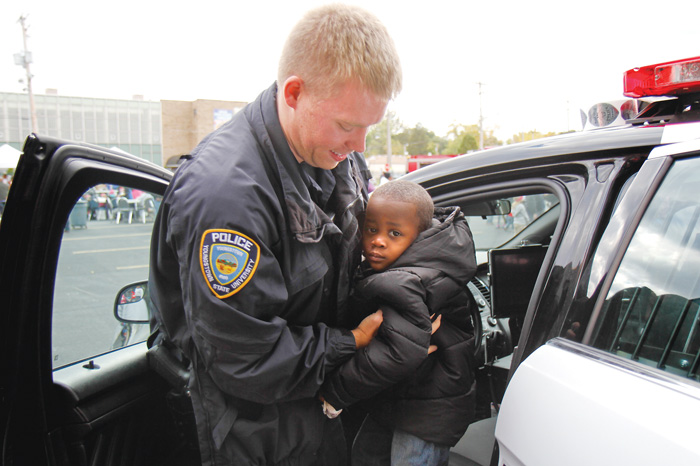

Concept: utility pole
[[14, 15, 39, 134], [477, 82, 484, 150], [386, 112, 392, 170]]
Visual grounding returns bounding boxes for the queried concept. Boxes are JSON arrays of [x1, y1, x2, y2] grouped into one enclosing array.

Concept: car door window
[[591, 156, 700, 382], [52, 184, 160, 369]]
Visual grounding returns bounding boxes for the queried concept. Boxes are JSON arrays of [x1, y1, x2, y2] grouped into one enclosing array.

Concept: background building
[[0, 91, 162, 165], [161, 99, 246, 169], [0, 91, 247, 169]]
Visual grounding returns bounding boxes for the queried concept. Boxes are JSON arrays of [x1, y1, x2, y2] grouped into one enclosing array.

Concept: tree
[[445, 132, 477, 154], [364, 111, 405, 156], [482, 130, 501, 148], [443, 123, 499, 154], [507, 130, 558, 145], [395, 124, 445, 155]]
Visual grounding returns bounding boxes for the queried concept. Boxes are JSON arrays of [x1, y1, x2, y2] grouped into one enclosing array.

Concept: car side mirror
[[114, 281, 150, 324]]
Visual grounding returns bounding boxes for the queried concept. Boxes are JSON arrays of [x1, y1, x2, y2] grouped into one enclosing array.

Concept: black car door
[[0, 135, 194, 465]]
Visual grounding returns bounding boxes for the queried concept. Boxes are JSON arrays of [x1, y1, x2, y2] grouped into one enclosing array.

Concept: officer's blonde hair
[[278, 4, 402, 100]]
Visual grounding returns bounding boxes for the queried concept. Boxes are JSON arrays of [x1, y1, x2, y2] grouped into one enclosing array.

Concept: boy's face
[[362, 196, 421, 272]]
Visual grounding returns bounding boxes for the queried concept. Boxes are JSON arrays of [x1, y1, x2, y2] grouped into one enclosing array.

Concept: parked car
[[408, 56, 700, 465], [1, 56, 699, 466]]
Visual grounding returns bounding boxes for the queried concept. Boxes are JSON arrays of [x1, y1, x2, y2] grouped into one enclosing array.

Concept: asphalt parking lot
[[52, 219, 153, 368]]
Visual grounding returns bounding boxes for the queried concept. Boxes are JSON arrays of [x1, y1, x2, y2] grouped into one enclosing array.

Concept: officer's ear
[[282, 76, 303, 110]]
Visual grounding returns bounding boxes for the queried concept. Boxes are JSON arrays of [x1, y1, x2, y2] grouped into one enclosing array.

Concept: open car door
[[0, 135, 197, 465]]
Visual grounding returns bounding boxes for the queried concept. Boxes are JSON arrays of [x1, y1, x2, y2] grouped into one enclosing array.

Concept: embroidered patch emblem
[[200, 229, 260, 299]]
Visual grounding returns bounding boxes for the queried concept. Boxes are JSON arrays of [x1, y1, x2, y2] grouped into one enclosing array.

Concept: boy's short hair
[[372, 180, 434, 232], [278, 4, 402, 100]]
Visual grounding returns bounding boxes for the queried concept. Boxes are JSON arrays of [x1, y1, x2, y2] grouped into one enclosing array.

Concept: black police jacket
[[149, 83, 369, 465], [321, 207, 478, 446]]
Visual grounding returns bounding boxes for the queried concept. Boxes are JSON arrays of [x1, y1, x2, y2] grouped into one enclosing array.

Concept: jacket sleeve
[[157, 178, 358, 406], [192, 305, 357, 405], [320, 270, 432, 408]]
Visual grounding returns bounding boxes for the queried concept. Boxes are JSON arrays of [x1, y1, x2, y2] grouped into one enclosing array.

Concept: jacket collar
[[247, 82, 346, 243]]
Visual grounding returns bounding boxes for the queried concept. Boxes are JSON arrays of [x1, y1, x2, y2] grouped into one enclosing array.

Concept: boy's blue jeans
[[351, 415, 449, 466]]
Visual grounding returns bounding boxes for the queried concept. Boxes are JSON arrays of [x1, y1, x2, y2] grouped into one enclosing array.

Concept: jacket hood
[[389, 206, 476, 285]]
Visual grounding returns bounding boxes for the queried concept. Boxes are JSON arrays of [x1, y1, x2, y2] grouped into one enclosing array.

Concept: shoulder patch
[[200, 229, 260, 299]]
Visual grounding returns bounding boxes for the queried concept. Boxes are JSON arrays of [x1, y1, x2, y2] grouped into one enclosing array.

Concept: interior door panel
[[0, 136, 195, 465], [50, 344, 180, 465]]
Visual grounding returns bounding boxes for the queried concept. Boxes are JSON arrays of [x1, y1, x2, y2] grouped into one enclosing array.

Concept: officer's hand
[[428, 314, 441, 354], [352, 310, 383, 349]]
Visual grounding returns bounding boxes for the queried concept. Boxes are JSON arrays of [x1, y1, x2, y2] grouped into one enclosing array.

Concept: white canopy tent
[[0, 144, 22, 170]]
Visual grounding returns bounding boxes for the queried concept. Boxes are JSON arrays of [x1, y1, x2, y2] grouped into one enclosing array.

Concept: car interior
[[443, 189, 563, 466]]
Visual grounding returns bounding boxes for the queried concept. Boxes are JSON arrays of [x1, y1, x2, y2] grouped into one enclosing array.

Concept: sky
[[2, 0, 700, 141]]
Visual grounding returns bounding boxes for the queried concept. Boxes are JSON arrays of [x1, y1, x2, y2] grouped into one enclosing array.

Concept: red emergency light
[[624, 56, 700, 98]]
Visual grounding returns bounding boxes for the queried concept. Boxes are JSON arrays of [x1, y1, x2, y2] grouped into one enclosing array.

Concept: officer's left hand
[[428, 314, 441, 354], [352, 310, 383, 349]]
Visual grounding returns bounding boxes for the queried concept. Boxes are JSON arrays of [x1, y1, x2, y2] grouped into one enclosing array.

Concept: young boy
[[321, 180, 478, 466]]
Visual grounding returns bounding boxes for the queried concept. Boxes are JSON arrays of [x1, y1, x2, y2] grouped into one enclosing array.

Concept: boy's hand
[[351, 310, 383, 349]]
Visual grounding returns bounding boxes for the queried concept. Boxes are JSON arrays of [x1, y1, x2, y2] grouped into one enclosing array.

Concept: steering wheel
[[465, 287, 483, 358]]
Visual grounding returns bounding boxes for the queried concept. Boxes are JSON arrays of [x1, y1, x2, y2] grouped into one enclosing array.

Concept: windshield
[[465, 193, 558, 250]]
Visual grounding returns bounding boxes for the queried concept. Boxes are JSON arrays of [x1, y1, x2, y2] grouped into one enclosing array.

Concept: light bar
[[623, 57, 700, 98]]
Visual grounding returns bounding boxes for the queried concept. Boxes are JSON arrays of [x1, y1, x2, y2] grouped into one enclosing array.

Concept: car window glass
[[591, 156, 700, 382], [52, 184, 160, 369], [465, 193, 558, 251]]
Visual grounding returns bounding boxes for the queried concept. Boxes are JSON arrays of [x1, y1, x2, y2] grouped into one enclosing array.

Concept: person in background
[[148, 4, 402, 466], [512, 196, 531, 232], [379, 163, 393, 185], [85, 193, 99, 220], [321, 180, 478, 466], [0, 174, 9, 216]]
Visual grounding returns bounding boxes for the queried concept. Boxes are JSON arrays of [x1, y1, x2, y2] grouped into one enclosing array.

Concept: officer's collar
[[300, 163, 334, 209], [251, 82, 342, 243]]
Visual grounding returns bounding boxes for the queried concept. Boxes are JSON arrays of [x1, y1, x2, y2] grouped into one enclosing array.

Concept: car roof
[[404, 123, 665, 187]]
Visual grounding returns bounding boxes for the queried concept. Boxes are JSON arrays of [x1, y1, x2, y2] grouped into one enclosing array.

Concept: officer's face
[[284, 78, 387, 170], [361, 196, 421, 272]]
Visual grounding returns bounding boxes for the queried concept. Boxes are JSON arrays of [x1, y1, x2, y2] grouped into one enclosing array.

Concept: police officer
[[149, 4, 402, 465]]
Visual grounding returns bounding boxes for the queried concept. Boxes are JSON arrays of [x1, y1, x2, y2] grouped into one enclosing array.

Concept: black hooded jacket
[[321, 206, 478, 446]]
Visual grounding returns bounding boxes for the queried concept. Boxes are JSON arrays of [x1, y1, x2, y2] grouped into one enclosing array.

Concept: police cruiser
[[403, 56, 700, 466]]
